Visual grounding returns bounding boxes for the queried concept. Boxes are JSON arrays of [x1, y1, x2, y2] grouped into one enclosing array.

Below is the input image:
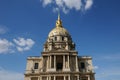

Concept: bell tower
[[24, 15, 95, 80]]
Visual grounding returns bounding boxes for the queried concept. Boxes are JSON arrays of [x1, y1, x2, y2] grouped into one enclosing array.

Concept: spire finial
[[56, 11, 62, 28], [58, 11, 60, 20]]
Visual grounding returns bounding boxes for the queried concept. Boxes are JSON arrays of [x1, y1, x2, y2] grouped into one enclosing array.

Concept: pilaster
[[49, 76, 51, 80], [54, 55, 56, 70], [63, 55, 65, 69], [63, 55, 70, 71], [76, 56, 79, 72], [54, 76, 56, 80], [68, 75, 70, 80], [50, 56, 51, 68], [77, 76, 79, 80], [64, 76, 66, 80]]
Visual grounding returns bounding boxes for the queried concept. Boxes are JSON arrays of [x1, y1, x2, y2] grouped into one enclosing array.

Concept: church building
[[24, 15, 95, 80]]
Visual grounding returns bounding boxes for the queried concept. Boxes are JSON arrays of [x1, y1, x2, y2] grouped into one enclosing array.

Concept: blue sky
[[0, 0, 120, 80]]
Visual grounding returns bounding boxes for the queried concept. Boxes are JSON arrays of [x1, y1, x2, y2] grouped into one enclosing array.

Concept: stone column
[[54, 55, 56, 69], [40, 76, 42, 80], [76, 56, 79, 71], [54, 76, 56, 80], [88, 75, 90, 80], [64, 76, 66, 80], [49, 76, 51, 80], [63, 55, 65, 69], [47, 56, 49, 69], [68, 76, 70, 80], [77, 76, 79, 80], [50, 56, 51, 68], [29, 77, 31, 80], [48, 56, 50, 69], [68, 55, 69, 68], [38, 77, 40, 80], [47, 76, 48, 80]]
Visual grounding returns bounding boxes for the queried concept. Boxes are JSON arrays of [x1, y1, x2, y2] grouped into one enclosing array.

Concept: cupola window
[[55, 37, 57, 41], [62, 37, 64, 41]]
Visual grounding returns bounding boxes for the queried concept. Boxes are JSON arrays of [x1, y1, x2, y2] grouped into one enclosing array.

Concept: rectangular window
[[81, 62, 85, 69], [62, 37, 64, 41], [51, 55, 54, 68], [34, 63, 39, 69], [55, 37, 57, 41], [57, 63, 63, 70]]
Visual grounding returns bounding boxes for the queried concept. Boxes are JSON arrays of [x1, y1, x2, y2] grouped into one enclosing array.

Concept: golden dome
[[48, 15, 70, 37], [48, 27, 69, 37]]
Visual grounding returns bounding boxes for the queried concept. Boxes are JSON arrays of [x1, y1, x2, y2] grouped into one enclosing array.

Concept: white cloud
[[63, 0, 81, 10], [85, 0, 93, 10], [41, 0, 93, 14], [0, 37, 35, 54], [62, 7, 69, 14], [55, 0, 64, 7], [0, 25, 8, 34], [93, 66, 99, 70], [42, 0, 53, 6], [0, 39, 14, 54], [13, 37, 35, 52], [0, 68, 24, 80]]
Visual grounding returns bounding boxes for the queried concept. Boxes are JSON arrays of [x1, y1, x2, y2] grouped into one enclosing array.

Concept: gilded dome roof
[[48, 15, 70, 37], [48, 27, 69, 37]]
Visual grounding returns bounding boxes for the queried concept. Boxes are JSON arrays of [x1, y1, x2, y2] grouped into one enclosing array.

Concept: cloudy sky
[[0, 0, 120, 80]]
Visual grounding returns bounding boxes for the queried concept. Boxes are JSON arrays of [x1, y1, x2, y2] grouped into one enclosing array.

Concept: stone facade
[[24, 15, 95, 80]]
